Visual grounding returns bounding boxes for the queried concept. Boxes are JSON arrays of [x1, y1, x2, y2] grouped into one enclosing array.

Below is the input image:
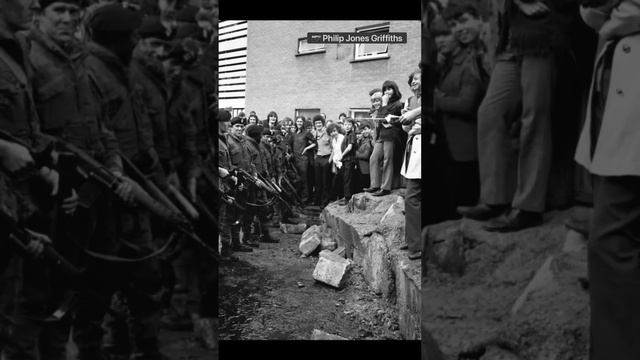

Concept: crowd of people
[[423, 0, 640, 359], [217, 71, 423, 260], [0, 0, 218, 359]]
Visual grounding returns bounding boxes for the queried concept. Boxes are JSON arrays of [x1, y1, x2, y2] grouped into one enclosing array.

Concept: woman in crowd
[[288, 116, 316, 204], [247, 113, 259, 126], [367, 80, 404, 196], [265, 110, 279, 130]]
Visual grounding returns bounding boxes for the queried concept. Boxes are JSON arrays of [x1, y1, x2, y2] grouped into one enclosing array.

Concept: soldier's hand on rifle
[[62, 189, 79, 215], [24, 229, 53, 258], [0, 140, 34, 172], [39, 167, 60, 196], [113, 172, 135, 204], [167, 171, 181, 189]]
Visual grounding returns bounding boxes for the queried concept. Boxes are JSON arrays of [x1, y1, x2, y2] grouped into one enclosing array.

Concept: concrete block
[[311, 329, 347, 340], [313, 251, 352, 288], [281, 222, 307, 234], [321, 236, 337, 251], [299, 229, 321, 256], [333, 246, 346, 258]]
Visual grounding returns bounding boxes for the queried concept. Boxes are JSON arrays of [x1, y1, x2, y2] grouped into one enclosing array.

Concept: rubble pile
[[424, 209, 590, 360]]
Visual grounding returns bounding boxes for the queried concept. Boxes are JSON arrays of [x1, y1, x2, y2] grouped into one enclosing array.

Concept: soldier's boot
[[102, 294, 131, 360], [259, 220, 279, 243], [240, 223, 259, 248], [231, 230, 253, 251]]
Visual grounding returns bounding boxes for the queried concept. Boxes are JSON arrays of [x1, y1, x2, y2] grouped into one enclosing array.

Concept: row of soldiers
[[217, 112, 306, 256], [0, 0, 218, 359]]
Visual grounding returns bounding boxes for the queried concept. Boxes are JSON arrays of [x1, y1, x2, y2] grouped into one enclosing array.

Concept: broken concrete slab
[[299, 226, 321, 256], [281, 222, 307, 234], [511, 256, 558, 317], [311, 329, 347, 340], [313, 251, 352, 288], [321, 236, 337, 251]]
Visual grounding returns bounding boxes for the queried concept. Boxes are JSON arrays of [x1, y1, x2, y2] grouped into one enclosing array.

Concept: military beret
[[175, 4, 199, 24], [230, 117, 245, 126], [217, 109, 231, 123], [88, 4, 142, 34], [246, 125, 263, 141], [138, 16, 170, 40]]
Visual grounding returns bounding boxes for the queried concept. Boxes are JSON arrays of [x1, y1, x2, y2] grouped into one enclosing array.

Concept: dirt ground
[[423, 211, 589, 360], [219, 209, 402, 340]]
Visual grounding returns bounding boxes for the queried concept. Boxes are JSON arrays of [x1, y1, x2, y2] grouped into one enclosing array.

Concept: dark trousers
[[358, 171, 370, 194], [293, 156, 310, 202], [73, 201, 162, 360], [313, 155, 331, 205], [332, 161, 355, 201], [477, 54, 555, 212], [405, 178, 422, 253], [307, 154, 315, 202], [589, 175, 640, 360]]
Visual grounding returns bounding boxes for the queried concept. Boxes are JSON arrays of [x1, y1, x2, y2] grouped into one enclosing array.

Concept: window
[[295, 108, 321, 121], [350, 108, 371, 120], [353, 23, 390, 61], [297, 38, 325, 56]]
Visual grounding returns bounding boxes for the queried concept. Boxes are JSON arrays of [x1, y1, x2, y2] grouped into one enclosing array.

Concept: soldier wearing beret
[[0, 0, 71, 357]]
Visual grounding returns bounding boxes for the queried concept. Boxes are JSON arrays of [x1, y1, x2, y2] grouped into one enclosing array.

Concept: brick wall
[[244, 21, 421, 122]]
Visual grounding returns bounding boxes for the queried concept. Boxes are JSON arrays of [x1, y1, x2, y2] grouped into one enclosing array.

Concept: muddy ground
[[219, 208, 401, 340]]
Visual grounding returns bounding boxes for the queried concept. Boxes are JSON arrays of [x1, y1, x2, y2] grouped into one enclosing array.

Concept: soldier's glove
[[24, 229, 53, 258], [0, 140, 34, 173]]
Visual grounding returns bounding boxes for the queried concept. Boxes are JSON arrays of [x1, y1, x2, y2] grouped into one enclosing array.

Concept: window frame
[[296, 37, 326, 56], [352, 22, 391, 62]]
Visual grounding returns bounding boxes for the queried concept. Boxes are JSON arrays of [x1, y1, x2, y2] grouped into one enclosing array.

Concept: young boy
[[356, 121, 374, 193]]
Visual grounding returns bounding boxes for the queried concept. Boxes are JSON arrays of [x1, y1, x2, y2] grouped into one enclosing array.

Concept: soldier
[[245, 124, 278, 244], [226, 116, 261, 248], [0, 0, 82, 357], [2, 0, 126, 358], [75, 5, 166, 360]]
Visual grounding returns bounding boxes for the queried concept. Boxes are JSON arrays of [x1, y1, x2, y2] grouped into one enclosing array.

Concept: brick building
[[243, 20, 421, 122]]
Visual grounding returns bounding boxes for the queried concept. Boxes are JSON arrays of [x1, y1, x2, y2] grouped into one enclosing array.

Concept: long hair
[[295, 116, 306, 133], [382, 80, 402, 103]]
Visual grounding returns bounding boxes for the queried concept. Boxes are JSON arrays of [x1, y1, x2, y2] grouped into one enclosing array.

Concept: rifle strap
[[84, 232, 178, 263]]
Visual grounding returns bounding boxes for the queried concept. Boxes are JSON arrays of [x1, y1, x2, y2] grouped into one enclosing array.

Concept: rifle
[[0, 129, 218, 260], [0, 206, 82, 280], [200, 165, 245, 211], [116, 152, 218, 259]]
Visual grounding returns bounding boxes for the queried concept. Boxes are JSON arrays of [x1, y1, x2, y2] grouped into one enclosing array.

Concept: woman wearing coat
[[573, 1, 640, 359]]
